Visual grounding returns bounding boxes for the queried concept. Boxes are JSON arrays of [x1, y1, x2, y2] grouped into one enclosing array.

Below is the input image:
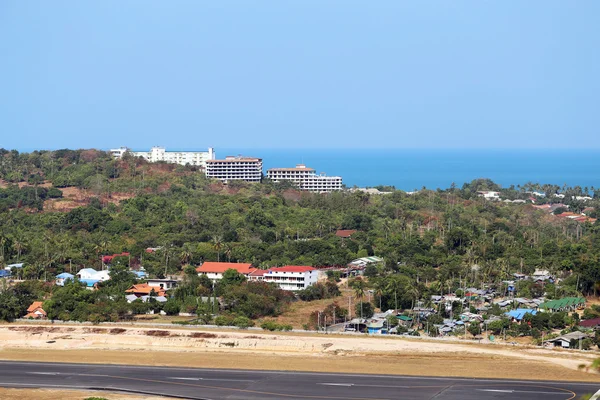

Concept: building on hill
[[250, 265, 319, 291], [205, 156, 263, 183], [55, 272, 74, 286], [336, 229, 357, 238], [266, 164, 342, 192], [195, 262, 256, 280], [538, 297, 586, 312], [76, 268, 110, 282], [110, 146, 215, 168]]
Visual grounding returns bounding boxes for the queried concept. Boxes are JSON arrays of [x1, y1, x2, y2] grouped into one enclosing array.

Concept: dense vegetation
[[0, 148, 599, 327]]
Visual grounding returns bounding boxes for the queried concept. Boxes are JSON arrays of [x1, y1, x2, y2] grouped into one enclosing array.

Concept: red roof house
[[335, 230, 357, 238], [24, 301, 47, 319], [196, 262, 255, 276]]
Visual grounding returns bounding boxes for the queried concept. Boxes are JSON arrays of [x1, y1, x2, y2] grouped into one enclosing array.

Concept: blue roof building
[[506, 309, 537, 321], [0, 270, 11, 278], [55, 273, 74, 286]]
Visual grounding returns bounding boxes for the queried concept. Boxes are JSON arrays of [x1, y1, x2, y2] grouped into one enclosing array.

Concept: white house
[[254, 265, 319, 291], [76, 268, 110, 282], [147, 278, 178, 291], [477, 191, 500, 200]]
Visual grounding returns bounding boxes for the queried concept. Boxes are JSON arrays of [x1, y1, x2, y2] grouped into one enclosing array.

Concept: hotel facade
[[110, 146, 215, 168], [266, 164, 342, 192], [205, 156, 263, 183]]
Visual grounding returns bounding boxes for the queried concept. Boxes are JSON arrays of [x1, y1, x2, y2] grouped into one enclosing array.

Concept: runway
[[0, 361, 597, 399]]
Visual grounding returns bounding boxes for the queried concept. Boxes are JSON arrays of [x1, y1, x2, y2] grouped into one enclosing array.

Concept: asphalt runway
[[0, 361, 597, 399]]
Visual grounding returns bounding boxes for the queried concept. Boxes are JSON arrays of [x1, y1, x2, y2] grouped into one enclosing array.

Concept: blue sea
[[219, 149, 600, 191]]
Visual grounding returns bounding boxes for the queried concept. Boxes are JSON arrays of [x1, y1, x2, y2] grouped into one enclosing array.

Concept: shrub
[[233, 316, 254, 329]]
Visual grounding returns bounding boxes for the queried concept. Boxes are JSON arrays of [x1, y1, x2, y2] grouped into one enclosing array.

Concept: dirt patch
[[0, 387, 172, 400], [83, 327, 108, 334], [145, 330, 171, 337], [110, 328, 127, 334], [189, 332, 218, 339]]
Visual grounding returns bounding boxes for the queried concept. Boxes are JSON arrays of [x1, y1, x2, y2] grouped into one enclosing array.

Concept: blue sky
[[1, 1, 598, 150]]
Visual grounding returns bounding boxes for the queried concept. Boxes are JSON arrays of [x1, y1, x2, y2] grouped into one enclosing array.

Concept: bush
[[163, 299, 180, 316], [233, 316, 254, 329], [214, 314, 236, 326], [260, 321, 292, 331]]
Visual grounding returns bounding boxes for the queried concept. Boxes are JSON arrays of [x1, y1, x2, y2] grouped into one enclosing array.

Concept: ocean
[[219, 149, 600, 191]]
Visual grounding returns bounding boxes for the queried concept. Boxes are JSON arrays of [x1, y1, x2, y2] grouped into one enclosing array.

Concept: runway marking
[[26, 372, 60, 375], [319, 383, 411, 389], [477, 389, 571, 395], [3, 361, 600, 387], [590, 388, 600, 400], [169, 377, 256, 382], [78, 373, 389, 400]]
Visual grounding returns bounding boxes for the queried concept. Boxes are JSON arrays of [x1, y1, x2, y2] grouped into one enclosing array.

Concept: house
[[580, 318, 600, 329], [126, 294, 168, 303], [55, 272, 74, 286], [260, 265, 319, 291], [0, 270, 11, 278], [544, 331, 589, 348], [195, 262, 255, 280], [146, 278, 178, 291], [335, 230, 357, 238], [477, 191, 500, 200], [367, 319, 387, 335], [76, 268, 110, 282], [506, 308, 537, 322], [348, 256, 383, 268], [538, 297, 585, 313], [126, 283, 166, 297], [4, 263, 24, 271], [24, 301, 46, 319]]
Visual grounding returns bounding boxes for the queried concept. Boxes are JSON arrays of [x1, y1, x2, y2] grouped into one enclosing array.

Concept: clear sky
[[1, 1, 598, 150]]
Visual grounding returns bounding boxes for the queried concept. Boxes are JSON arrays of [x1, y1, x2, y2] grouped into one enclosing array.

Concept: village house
[[544, 331, 589, 348], [125, 283, 166, 297], [146, 278, 178, 291], [196, 262, 255, 281], [335, 229, 357, 238], [76, 268, 110, 282], [55, 272, 74, 286], [24, 301, 46, 319]]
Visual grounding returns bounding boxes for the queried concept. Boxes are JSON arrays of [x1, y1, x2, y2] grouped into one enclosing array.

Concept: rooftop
[[196, 262, 255, 274]]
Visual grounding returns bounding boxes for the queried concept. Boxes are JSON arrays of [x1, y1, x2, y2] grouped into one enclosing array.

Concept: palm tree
[[179, 244, 192, 265], [224, 243, 235, 263], [212, 236, 223, 262]]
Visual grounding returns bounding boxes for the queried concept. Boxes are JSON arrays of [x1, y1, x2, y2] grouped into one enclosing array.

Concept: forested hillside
[[0, 148, 599, 303]]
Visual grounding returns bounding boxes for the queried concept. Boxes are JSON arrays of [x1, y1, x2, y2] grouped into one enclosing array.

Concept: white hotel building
[[249, 266, 319, 291], [110, 147, 215, 168], [205, 156, 263, 183], [267, 164, 343, 192]]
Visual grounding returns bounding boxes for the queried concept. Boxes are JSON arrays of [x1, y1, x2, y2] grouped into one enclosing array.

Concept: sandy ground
[[0, 387, 171, 399], [0, 324, 598, 383]]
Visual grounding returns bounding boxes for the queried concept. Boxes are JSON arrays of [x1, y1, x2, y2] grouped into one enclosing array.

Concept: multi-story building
[[205, 156, 263, 182], [266, 164, 342, 192], [110, 146, 215, 168], [249, 265, 318, 291]]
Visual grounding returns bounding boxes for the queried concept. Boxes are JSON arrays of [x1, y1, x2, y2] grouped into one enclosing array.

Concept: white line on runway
[[26, 372, 60, 375], [318, 383, 411, 388], [169, 377, 255, 382], [477, 389, 570, 395], [590, 388, 600, 400]]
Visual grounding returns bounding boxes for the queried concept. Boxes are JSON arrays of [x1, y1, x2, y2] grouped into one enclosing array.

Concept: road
[[0, 361, 597, 399]]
